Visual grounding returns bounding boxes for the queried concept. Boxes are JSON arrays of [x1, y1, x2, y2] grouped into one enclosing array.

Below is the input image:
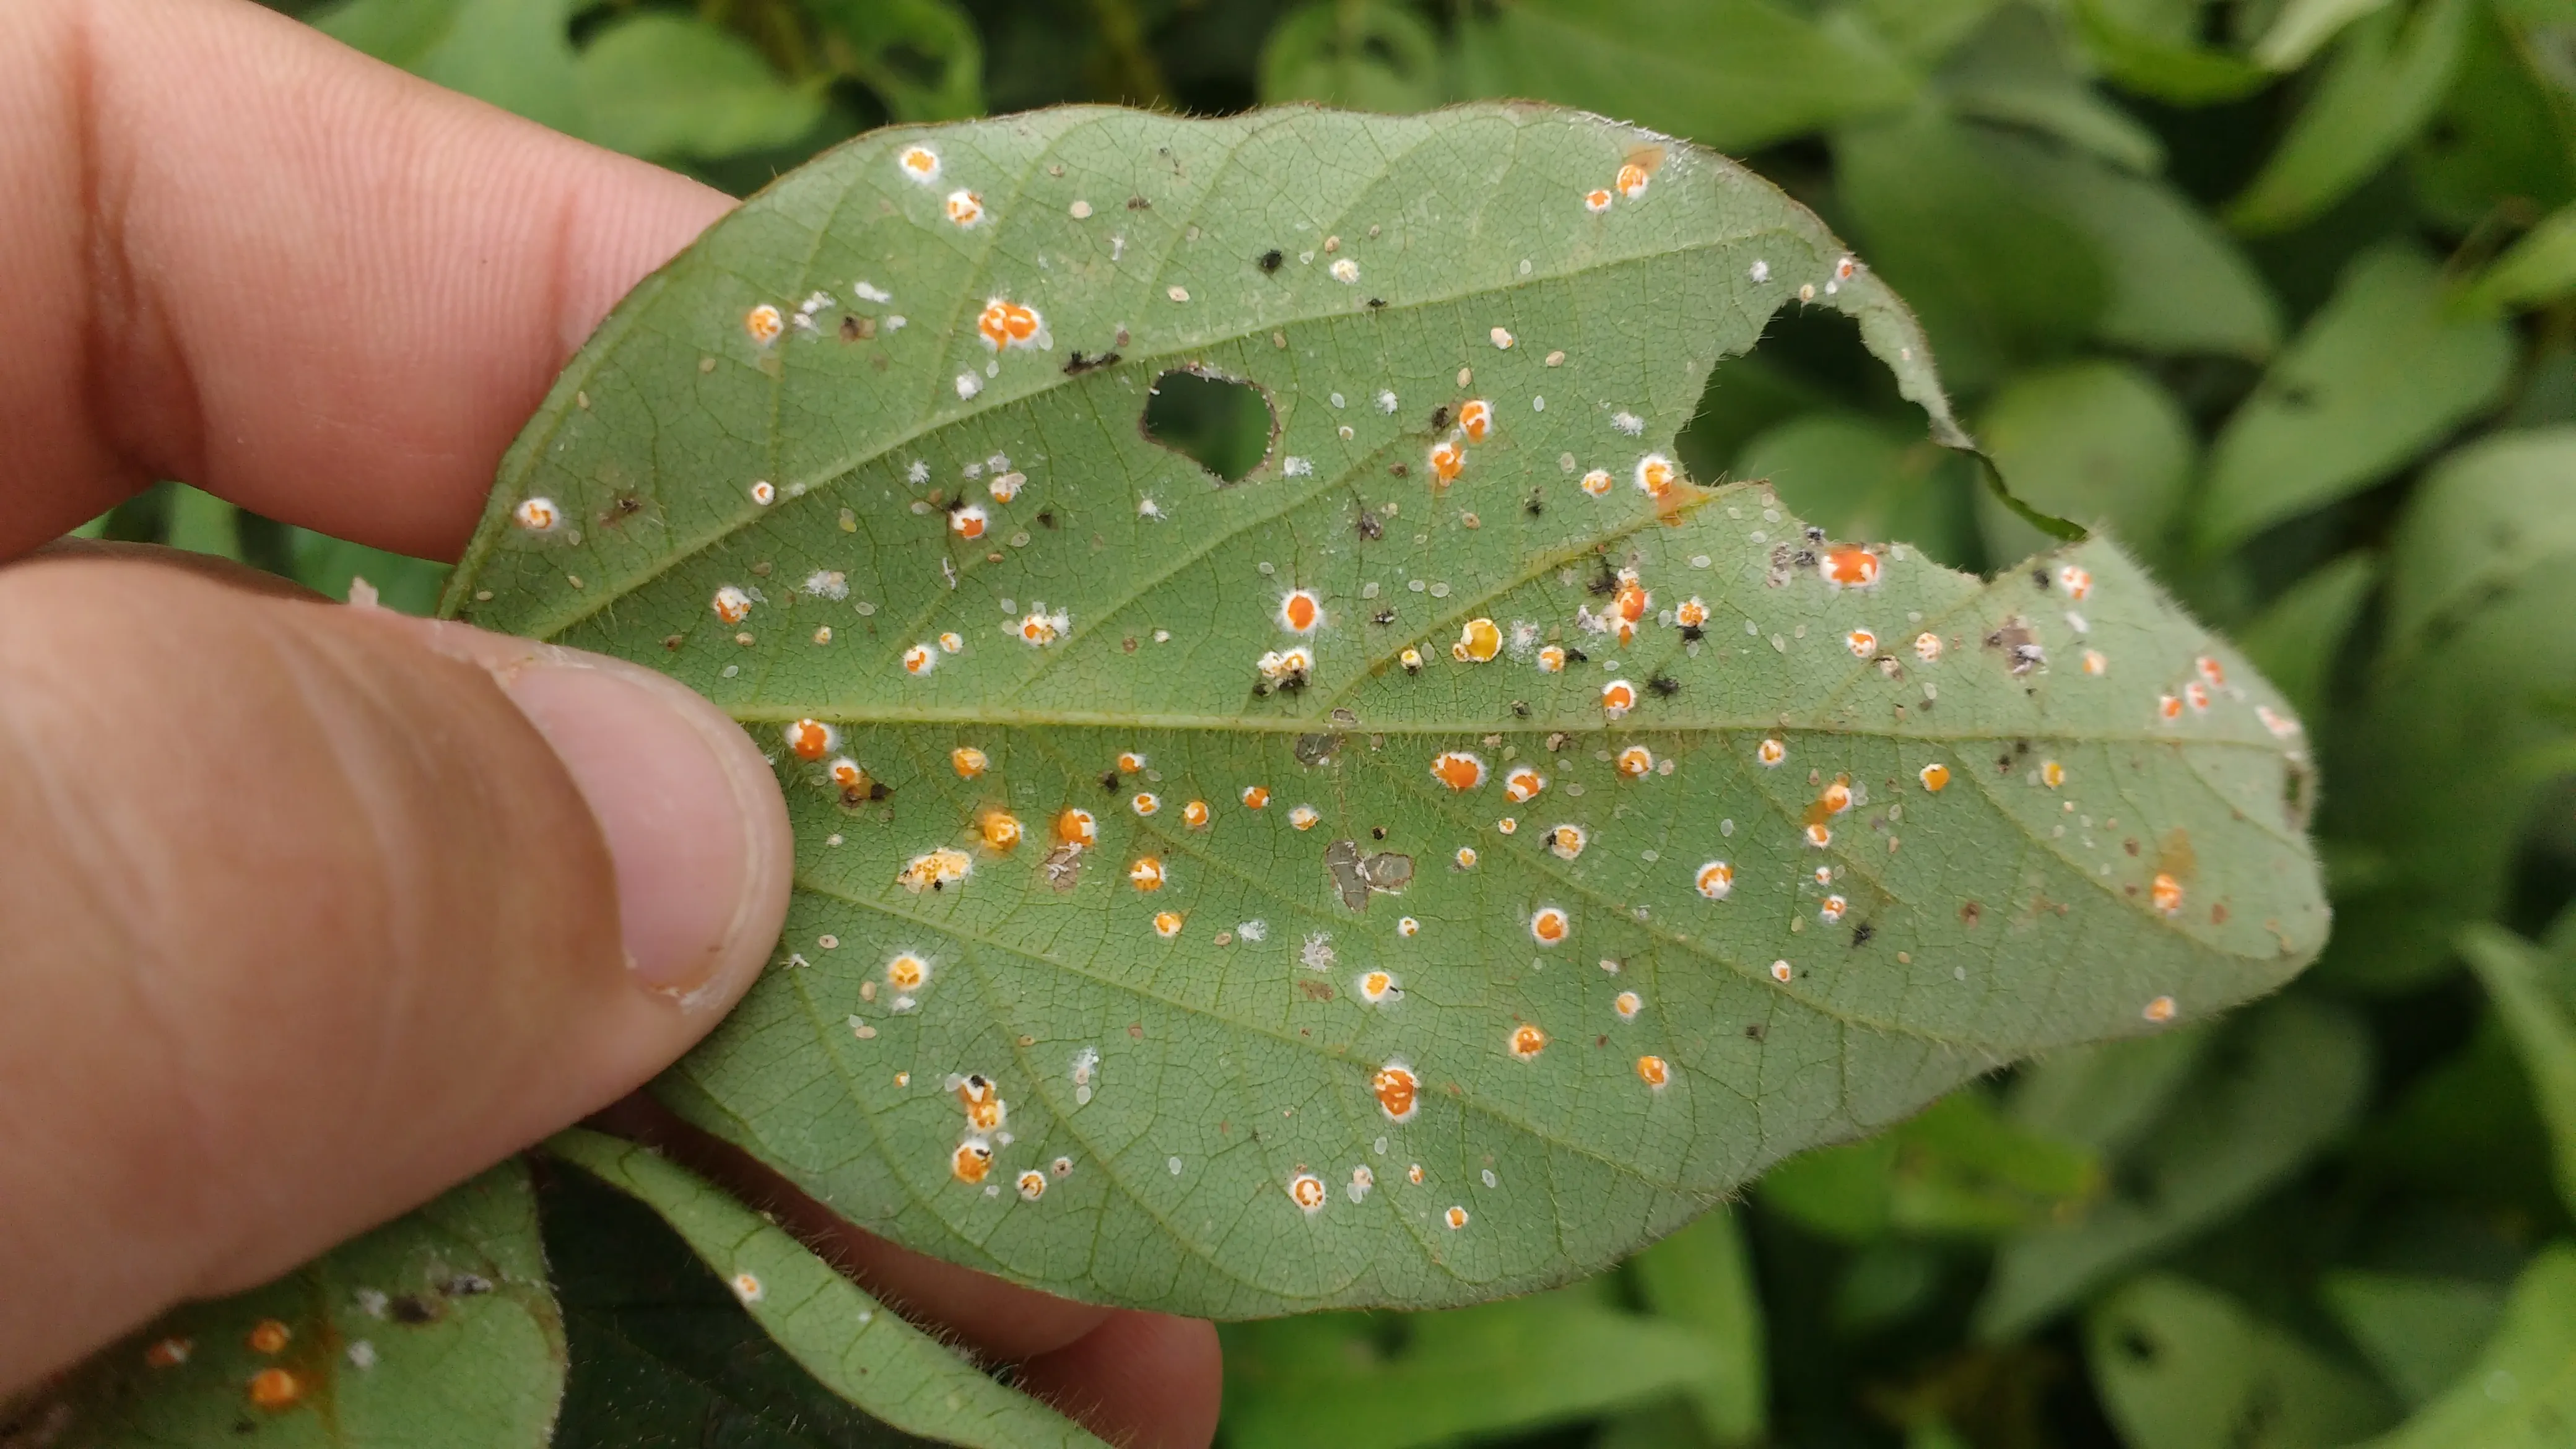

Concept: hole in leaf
[[1142, 370, 1275, 483]]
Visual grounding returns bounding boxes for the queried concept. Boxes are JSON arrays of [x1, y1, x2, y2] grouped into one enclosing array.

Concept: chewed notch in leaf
[[445, 103, 2326, 1317]]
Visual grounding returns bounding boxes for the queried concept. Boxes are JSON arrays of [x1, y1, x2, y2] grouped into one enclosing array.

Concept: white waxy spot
[[1284, 456, 1313, 477], [956, 372, 982, 399], [1069, 199, 1092, 218], [1611, 411, 1645, 436], [853, 281, 892, 303], [1490, 326, 1515, 349], [1167, 285, 1190, 303], [1377, 389, 1399, 414], [1168, 1156, 1183, 1175], [1330, 258, 1360, 284]]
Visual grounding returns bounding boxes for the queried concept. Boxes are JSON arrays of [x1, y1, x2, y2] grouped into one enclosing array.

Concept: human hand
[[0, 1, 1219, 1442]]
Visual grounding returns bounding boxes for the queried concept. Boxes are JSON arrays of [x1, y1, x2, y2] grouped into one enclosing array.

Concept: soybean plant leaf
[[1222, 1288, 1720, 1449], [1973, 361, 2195, 571], [2198, 243, 2512, 555], [1259, 1, 1447, 115], [1934, 7, 2167, 173], [2230, 552, 2377, 723], [1975, 131, 2283, 360], [545, 1130, 1105, 1449], [2226, 0, 2476, 235], [2321, 429, 2576, 990], [24, 1162, 564, 1447], [575, 14, 829, 165], [2347, 1247, 2576, 1449], [2320, 1271, 2509, 1408], [1834, 111, 2108, 390], [1631, 1208, 1766, 1443], [1452, 0, 1917, 152], [2007, 1026, 2214, 1160], [443, 104, 2325, 1318], [1761, 1089, 2100, 1242], [1736, 412, 1983, 568], [2461, 204, 2576, 315], [2086, 1274, 2398, 1449], [1857, 0, 2008, 63], [162, 483, 243, 562], [2253, 0, 2400, 70], [309, 0, 585, 137], [2067, 0, 2275, 103], [289, 531, 452, 616], [1594, 1399, 1721, 1449], [1978, 998, 2372, 1337], [2460, 925, 2576, 1218], [542, 1160, 939, 1449], [803, 0, 985, 123], [2410, 9, 2576, 232]]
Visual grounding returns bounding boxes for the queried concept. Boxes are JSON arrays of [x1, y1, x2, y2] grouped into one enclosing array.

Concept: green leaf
[[2226, 0, 2477, 235], [1973, 361, 2195, 571], [2253, 0, 2400, 70], [1453, 0, 1918, 152], [1760, 1089, 2102, 1242], [443, 103, 2325, 1318], [310, 0, 586, 138], [575, 14, 828, 165], [32, 1162, 564, 1447], [1857, 0, 2009, 64], [1593, 1398, 1722, 1449], [803, 0, 986, 123], [2321, 428, 2576, 990], [2086, 1274, 2398, 1449], [2197, 243, 2513, 555], [1222, 1287, 1721, 1449], [163, 482, 243, 562], [2229, 551, 2377, 723], [1975, 131, 2284, 360], [2067, 0, 2276, 104], [2007, 1025, 2214, 1160], [2346, 1247, 2576, 1449], [1736, 412, 1983, 568], [2461, 925, 2576, 1219], [2461, 202, 2576, 314], [1978, 997, 2372, 1337], [1258, 1, 1448, 115], [2321, 1271, 2510, 1408], [541, 1159, 942, 1448], [2408, 1, 2576, 229], [1933, 7, 2167, 174], [545, 1130, 1105, 1448], [1630, 1208, 1765, 1443], [289, 529, 453, 614], [1834, 111, 2109, 390]]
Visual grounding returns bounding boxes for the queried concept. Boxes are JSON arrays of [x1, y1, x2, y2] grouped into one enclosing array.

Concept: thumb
[[0, 552, 791, 1390]]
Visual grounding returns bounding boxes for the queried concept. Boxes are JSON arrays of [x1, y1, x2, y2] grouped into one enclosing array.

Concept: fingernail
[[490, 650, 789, 1002]]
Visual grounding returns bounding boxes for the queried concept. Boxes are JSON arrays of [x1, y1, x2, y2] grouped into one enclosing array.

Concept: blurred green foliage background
[[87, 0, 2576, 1445]]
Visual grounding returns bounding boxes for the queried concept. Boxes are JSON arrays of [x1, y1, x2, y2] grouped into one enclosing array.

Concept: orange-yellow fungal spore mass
[[952, 1140, 994, 1184], [1445, 1205, 1469, 1230], [952, 746, 990, 778], [899, 848, 973, 893], [975, 298, 1043, 350], [1617, 162, 1650, 199], [1055, 807, 1099, 848], [1614, 990, 1642, 1020], [1241, 785, 1271, 809], [1529, 907, 1571, 946], [248, 1368, 302, 1412], [1429, 439, 1466, 484], [1182, 799, 1210, 829], [1617, 746, 1655, 779], [1128, 856, 1166, 891], [886, 953, 929, 991], [1279, 590, 1323, 633], [1460, 399, 1494, 442], [1373, 1063, 1421, 1121], [1601, 679, 1638, 716], [951, 506, 988, 540], [2144, 995, 2178, 1024], [1503, 765, 1546, 803], [1636, 1054, 1670, 1089], [1580, 468, 1614, 497], [1919, 763, 1951, 793], [897, 145, 940, 182], [144, 1338, 192, 1369], [1821, 545, 1880, 589], [1510, 1024, 1550, 1059], [785, 718, 837, 761], [1696, 861, 1734, 900], [713, 586, 754, 625], [1154, 910, 1185, 939], [980, 810, 1024, 852], [1757, 737, 1787, 767], [944, 189, 985, 227], [745, 305, 784, 346], [1847, 629, 1878, 658], [2151, 872, 2184, 915], [1431, 751, 1487, 791], [1289, 1173, 1328, 1213], [1017, 1170, 1048, 1201], [1131, 793, 1160, 817], [1453, 617, 1502, 663]]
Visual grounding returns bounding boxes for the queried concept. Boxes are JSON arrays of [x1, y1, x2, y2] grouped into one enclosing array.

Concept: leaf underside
[[444, 103, 2327, 1318]]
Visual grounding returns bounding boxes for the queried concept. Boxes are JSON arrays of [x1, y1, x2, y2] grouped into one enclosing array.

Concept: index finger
[[0, 0, 733, 559]]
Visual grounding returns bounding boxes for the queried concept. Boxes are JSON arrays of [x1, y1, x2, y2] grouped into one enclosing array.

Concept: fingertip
[[1016, 1311, 1224, 1449]]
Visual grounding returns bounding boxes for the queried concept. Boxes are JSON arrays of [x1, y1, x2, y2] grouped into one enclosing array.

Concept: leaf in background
[[1976, 131, 2284, 360], [2226, 0, 2475, 235], [1631, 1208, 1766, 1443], [1973, 361, 2195, 570], [1593, 1398, 1723, 1449], [2007, 1025, 2214, 1160], [2460, 925, 2576, 1218], [2321, 428, 2576, 990], [1934, 6, 2167, 174], [2197, 243, 2512, 555], [444, 103, 2324, 1317], [2230, 551, 2377, 723], [2253, 0, 2400, 71], [1858, 0, 2009, 64], [2346, 1247, 2576, 1448], [1735, 412, 1983, 568], [29, 1163, 564, 1447], [2085, 1274, 2398, 1449], [1835, 111, 2108, 391], [2356, 1016, 2568, 1215], [1761, 1090, 2102, 1242], [163, 482, 243, 562], [310, 0, 585, 137], [2408, 3, 2576, 230], [1222, 1287, 1722, 1449], [546, 1130, 1105, 1448], [804, 0, 986, 122], [2461, 202, 2576, 314], [1978, 997, 2374, 1337], [1258, 1, 1447, 114], [541, 1159, 941, 1449], [1453, 0, 1917, 152], [289, 530, 453, 615], [576, 14, 829, 164], [2067, 0, 2275, 104], [2320, 1271, 2510, 1408]]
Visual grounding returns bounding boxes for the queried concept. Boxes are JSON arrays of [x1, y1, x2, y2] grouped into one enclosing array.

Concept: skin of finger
[[1017, 1310, 1224, 1449], [588, 1097, 1222, 1448], [0, 558, 733, 1391], [0, 0, 731, 557]]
